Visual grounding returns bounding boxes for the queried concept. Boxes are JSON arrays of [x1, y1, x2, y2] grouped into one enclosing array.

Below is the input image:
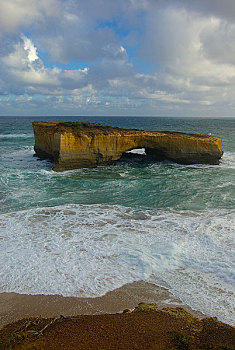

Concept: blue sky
[[1, 0, 235, 117]]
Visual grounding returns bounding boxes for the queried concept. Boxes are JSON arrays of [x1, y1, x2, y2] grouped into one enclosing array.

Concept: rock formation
[[32, 121, 223, 171]]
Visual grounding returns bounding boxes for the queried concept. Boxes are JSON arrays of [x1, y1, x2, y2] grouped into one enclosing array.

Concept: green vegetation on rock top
[[57, 121, 116, 129], [55, 121, 126, 135]]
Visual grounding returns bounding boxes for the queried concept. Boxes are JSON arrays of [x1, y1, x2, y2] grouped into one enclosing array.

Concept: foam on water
[[164, 152, 235, 169], [2, 147, 235, 174], [1, 146, 52, 174], [220, 152, 235, 169], [126, 148, 146, 155], [0, 133, 33, 139], [0, 204, 234, 325]]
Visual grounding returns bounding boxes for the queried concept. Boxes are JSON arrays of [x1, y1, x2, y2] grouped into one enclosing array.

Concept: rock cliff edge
[[32, 121, 223, 171]]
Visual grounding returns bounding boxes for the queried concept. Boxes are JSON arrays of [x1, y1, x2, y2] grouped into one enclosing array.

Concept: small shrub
[[217, 345, 235, 350], [56, 121, 121, 132], [173, 332, 192, 350]]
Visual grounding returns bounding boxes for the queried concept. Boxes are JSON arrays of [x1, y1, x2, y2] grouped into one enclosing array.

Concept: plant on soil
[[173, 332, 192, 350], [217, 345, 235, 350], [56, 121, 111, 129]]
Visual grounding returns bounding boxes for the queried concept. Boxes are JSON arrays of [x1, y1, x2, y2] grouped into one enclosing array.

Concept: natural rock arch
[[32, 121, 223, 171]]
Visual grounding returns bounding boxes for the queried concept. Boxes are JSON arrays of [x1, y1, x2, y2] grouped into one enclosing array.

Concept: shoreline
[[1, 294, 235, 350], [0, 281, 205, 329]]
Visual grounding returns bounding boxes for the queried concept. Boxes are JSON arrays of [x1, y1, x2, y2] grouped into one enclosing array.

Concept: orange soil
[[1, 305, 234, 350]]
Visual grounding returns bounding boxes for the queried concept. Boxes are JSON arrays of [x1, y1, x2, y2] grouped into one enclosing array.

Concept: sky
[[1, 0, 235, 117]]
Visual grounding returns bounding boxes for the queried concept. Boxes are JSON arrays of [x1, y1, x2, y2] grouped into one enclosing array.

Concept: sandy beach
[[0, 281, 206, 329], [1, 294, 234, 349]]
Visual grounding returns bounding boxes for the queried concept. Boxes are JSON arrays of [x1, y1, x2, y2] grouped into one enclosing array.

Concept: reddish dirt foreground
[[0, 304, 234, 350], [0, 281, 205, 329]]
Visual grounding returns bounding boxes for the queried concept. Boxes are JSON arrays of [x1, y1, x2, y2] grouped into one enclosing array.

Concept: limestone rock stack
[[32, 121, 223, 171]]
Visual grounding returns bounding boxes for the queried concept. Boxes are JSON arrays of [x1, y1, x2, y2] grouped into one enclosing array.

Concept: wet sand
[[0, 281, 205, 329]]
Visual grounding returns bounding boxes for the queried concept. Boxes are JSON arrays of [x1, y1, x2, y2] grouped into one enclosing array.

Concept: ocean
[[0, 116, 234, 325]]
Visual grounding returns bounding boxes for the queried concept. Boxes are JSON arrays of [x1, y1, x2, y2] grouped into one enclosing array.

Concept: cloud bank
[[1, 0, 235, 116]]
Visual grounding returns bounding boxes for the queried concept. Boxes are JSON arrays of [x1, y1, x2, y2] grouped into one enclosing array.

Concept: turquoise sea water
[[0, 116, 235, 325]]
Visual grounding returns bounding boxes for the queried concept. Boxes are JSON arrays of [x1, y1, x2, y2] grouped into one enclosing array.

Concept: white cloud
[[0, 0, 61, 33], [200, 21, 235, 65], [1, 36, 60, 89], [22, 35, 38, 62], [139, 4, 235, 107], [1, 0, 235, 116], [36, 23, 124, 64], [174, 0, 235, 21]]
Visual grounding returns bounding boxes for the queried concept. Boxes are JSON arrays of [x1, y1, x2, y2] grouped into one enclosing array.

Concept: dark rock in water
[[32, 121, 223, 171]]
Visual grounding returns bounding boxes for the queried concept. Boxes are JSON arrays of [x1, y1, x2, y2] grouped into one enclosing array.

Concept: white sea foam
[[3, 147, 234, 176], [1, 147, 52, 174], [163, 151, 235, 169], [220, 151, 235, 169], [0, 204, 234, 325], [126, 148, 146, 155], [217, 181, 234, 189], [1, 146, 34, 161], [0, 133, 33, 139]]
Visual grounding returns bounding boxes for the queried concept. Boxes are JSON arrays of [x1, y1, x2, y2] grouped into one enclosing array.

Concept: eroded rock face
[[32, 121, 223, 171]]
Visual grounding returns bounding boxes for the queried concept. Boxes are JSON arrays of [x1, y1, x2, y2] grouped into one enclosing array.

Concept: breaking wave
[[0, 204, 234, 325]]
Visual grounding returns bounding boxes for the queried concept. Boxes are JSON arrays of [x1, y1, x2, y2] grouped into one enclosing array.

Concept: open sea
[[0, 116, 234, 325]]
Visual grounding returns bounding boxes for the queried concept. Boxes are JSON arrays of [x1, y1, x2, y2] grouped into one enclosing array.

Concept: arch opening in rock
[[119, 148, 147, 163], [126, 148, 146, 155], [145, 147, 168, 161], [118, 147, 171, 163]]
